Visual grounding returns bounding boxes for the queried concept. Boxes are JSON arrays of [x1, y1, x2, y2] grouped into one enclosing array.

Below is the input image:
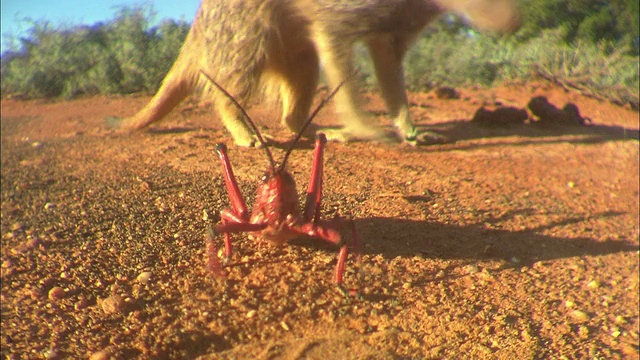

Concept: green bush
[[402, 32, 511, 89], [511, 30, 638, 106], [355, 27, 638, 108], [1, 5, 189, 99]]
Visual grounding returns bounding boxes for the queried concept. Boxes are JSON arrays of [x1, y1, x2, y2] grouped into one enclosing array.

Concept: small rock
[[434, 86, 459, 99], [465, 265, 479, 274], [44, 348, 59, 359], [280, 321, 290, 331], [136, 271, 152, 284], [101, 295, 124, 314], [29, 288, 42, 299], [350, 318, 369, 334], [586, 280, 600, 289], [11, 222, 24, 231], [44, 203, 57, 210], [246, 310, 257, 318], [578, 325, 589, 338], [48, 287, 66, 301], [75, 296, 89, 310], [89, 349, 111, 360], [614, 315, 626, 325], [11, 238, 42, 254], [139, 181, 151, 192], [571, 310, 589, 323]]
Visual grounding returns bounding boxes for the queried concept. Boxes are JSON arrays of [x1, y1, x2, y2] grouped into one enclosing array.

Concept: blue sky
[[1, 1, 200, 52]]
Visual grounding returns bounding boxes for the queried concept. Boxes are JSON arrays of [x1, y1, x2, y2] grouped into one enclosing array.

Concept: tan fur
[[119, 0, 519, 146]]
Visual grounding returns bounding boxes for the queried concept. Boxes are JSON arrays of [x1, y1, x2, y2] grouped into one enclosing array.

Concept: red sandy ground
[[1, 82, 638, 359]]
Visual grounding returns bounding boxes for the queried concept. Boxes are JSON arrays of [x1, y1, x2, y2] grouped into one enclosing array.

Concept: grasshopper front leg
[[208, 144, 267, 272], [303, 133, 326, 224]]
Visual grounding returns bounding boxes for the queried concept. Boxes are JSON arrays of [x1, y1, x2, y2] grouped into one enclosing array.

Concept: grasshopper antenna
[[199, 69, 277, 172], [279, 72, 355, 173]]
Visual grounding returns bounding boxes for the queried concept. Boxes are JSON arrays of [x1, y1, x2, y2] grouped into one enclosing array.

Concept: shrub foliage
[[1, 5, 189, 98]]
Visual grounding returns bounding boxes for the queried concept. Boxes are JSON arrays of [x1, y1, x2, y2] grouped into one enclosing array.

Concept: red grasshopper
[[200, 70, 360, 296]]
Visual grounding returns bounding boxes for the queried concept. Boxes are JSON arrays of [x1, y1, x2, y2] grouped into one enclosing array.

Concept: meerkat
[[116, 0, 519, 146]]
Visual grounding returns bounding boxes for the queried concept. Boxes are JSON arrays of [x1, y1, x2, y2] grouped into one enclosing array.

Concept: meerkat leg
[[313, 29, 386, 142], [277, 47, 320, 137], [367, 35, 448, 145], [365, 35, 415, 141], [215, 98, 258, 147]]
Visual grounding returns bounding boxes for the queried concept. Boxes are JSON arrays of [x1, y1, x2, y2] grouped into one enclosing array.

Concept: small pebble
[[614, 315, 626, 325], [246, 310, 257, 318], [75, 296, 89, 310], [11, 222, 24, 231], [280, 321, 290, 331], [89, 349, 110, 360], [48, 287, 66, 301], [465, 265, 479, 274], [586, 280, 600, 289], [139, 181, 151, 192], [44, 348, 58, 359], [136, 271, 152, 284], [44, 203, 56, 210], [578, 325, 589, 338], [571, 310, 589, 323], [101, 295, 124, 314]]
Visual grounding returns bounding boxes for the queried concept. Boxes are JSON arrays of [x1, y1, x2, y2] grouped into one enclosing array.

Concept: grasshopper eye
[[260, 173, 269, 183]]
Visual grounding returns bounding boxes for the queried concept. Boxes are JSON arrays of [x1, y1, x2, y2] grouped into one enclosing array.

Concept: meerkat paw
[[395, 123, 449, 146], [402, 129, 449, 146], [232, 134, 263, 148], [231, 129, 276, 148]]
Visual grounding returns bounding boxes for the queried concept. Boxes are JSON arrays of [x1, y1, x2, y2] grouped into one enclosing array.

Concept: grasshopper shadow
[[353, 210, 637, 267]]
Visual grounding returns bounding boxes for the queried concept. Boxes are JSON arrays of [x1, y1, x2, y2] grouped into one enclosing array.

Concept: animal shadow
[[413, 96, 639, 148]]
